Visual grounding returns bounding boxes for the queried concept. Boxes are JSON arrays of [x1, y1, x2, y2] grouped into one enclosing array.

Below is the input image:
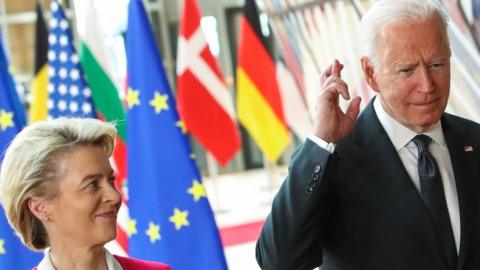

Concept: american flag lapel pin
[[464, 146, 474, 152]]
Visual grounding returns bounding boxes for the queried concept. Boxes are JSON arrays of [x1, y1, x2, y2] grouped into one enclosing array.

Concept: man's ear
[[27, 198, 50, 222], [361, 57, 380, 93]]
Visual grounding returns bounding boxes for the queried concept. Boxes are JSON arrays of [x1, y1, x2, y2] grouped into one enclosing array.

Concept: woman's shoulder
[[113, 255, 172, 270]]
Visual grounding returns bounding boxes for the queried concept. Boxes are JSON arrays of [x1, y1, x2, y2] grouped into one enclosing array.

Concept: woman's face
[[44, 145, 121, 248]]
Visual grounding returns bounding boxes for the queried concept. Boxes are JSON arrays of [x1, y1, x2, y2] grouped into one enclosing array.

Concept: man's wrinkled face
[[365, 15, 451, 132]]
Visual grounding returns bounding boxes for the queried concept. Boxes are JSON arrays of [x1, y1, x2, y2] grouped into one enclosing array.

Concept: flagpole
[[261, 155, 277, 204], [206, 152, 228, 213], [157, 0, 175, 89], [0, 0, 10, 54]]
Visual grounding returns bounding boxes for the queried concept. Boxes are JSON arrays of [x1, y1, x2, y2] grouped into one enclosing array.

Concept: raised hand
[[313, 59, 362, 143]]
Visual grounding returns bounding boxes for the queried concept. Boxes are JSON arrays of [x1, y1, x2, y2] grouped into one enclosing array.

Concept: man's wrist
[[307, 134, 336, 153]]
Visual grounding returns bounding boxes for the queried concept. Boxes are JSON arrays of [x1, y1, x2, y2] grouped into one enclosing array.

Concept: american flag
[[47, 0, 96, 119]]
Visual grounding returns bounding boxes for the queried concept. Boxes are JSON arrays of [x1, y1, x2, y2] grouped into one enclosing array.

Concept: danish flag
[[177, 0, 241, 165]]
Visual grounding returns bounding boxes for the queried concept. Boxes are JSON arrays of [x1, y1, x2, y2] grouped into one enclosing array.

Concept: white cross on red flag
[[177, 0, 241, 165]]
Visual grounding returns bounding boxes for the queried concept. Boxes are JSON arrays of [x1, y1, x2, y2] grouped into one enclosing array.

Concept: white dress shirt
[[308, 97, 460, 252], [36, 248, 123, 270]]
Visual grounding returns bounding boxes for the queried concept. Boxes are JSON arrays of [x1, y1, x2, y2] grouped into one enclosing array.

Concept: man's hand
[[313, 59, 362, 143]]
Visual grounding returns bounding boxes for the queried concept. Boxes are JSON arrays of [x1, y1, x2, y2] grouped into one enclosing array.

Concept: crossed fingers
[[322, 75, 350, 100]]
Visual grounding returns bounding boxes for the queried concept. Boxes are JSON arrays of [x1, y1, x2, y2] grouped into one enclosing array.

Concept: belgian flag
[[236, 0, 290, 161], [29, 1, 48, 122]]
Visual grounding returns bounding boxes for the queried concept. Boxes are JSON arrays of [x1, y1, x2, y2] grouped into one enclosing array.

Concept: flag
[[177, 0, 241, 165], [0, 34, 42, 270], [73, 0, 128, 254], [47, 0, 96, 119], [73, 0, 126, 139], [276, 61, 312, 141], [237, 0, 290, 161], [269, 16, 305, 96], [126, 0, 227, 269], [29, 1, 49, 123]]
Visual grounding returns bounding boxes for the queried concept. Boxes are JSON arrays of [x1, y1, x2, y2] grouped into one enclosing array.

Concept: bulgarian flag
[[73, 0, 128, 254]]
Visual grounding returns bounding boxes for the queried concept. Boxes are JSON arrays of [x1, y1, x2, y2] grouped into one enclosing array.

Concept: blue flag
[[0, 35, 42, 269], [47, 0, 96, 119], [126, 0, 228, 269]]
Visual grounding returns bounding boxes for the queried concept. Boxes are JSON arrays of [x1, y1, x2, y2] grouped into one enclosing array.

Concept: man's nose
[[417, 66, 435, 93]]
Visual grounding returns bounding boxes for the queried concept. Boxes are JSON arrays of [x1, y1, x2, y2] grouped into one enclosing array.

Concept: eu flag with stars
[[126, 0, 228, 269], [0, 35, 42, 269], [47, 0, 96, 119]]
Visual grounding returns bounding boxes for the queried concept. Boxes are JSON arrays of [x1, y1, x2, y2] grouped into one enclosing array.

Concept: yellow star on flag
[[176, 120, 187, 134], [149, 92, 169, 114], [126, 219, 137, 237], [188, 180, 207, 202], [126, 88, 141, 109], [145, 222, 161, 243], [169, 208, 189, 230], [0, 110, 14, 131], [0, 239, 5, 254]]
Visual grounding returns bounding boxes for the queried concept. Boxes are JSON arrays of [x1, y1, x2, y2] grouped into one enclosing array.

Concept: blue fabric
[[473, 0, 480, 20], [126, 0, 227, 269], [0, 34, 42, 270], [0, 36, 26, 153]]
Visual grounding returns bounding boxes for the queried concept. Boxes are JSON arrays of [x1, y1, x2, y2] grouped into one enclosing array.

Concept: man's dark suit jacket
[[256, 100, 480, 270]]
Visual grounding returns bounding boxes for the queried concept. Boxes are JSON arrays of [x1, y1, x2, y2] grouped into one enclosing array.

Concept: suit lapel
[[342, 101, 448, 269], [442, 115, 480, 270]]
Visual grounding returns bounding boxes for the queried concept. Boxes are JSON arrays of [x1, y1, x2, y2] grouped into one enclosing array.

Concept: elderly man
[[256, 0, 480, 269]]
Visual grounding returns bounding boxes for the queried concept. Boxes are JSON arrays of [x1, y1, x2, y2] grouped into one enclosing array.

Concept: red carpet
[[219, 221, 264, 247]]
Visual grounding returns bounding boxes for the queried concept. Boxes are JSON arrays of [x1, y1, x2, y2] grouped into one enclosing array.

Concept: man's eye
[[399, 68, 413, 74], [431, 63, 444, 69]]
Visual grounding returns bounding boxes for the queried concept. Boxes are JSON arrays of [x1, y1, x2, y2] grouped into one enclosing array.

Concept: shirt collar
[[37, 249, 55, 270], [37, 248, 123, 270], [373, 97, 446, 150], [105, 249, 124, 270]]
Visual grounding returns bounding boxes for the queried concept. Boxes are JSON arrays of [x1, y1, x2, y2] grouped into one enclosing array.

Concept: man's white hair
[[360, 0, 450, 66]]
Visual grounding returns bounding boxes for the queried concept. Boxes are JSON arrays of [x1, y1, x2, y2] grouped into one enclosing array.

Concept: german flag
[[236, 0, 290, 161], [29, 1, 48, 122]]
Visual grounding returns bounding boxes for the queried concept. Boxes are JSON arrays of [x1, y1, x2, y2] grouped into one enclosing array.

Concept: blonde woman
[[0, 118, 171, 270]]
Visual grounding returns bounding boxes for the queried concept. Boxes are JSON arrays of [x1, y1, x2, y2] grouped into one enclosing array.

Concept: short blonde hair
[[0, 118, 116, 251]]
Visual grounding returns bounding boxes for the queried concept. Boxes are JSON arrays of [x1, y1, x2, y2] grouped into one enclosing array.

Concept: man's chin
[[412, 118, 442, 132]]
